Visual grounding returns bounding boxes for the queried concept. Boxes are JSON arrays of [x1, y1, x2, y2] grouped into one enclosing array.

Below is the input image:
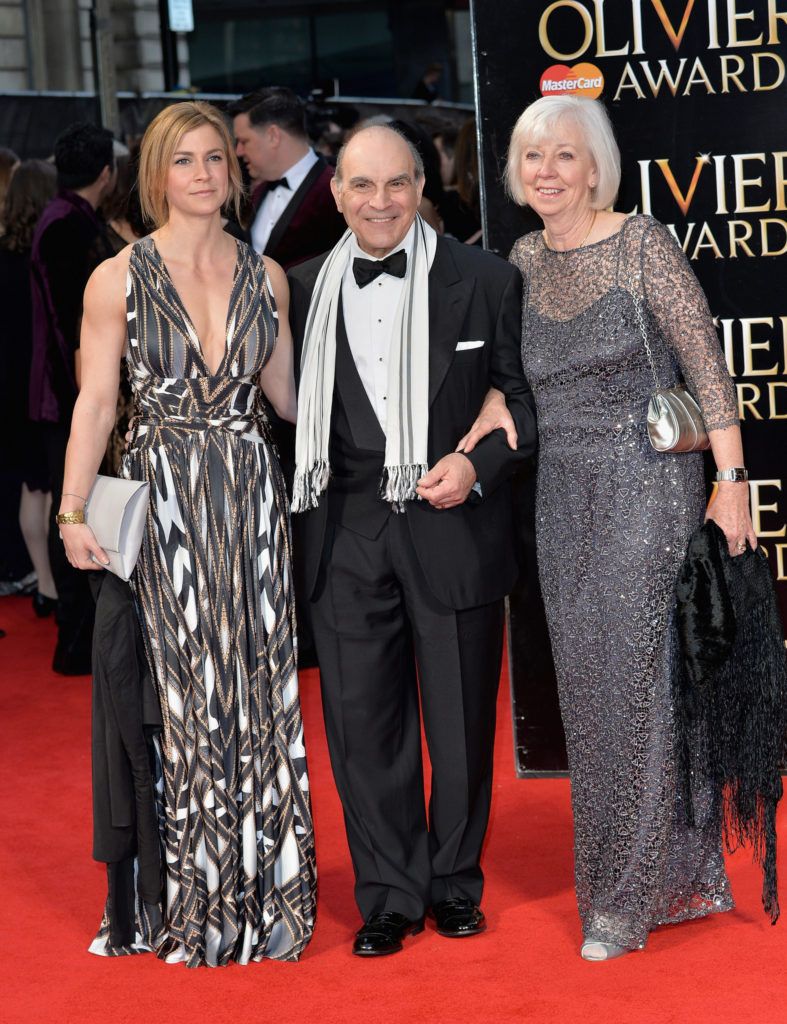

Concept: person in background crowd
[[312, 117, 343, 162], [0, 147, 19, 232], [0, 144, 32, 592], [432, 124, 457, 189], [229, 86, 345, 270], [101, 143, 147, 252], [460, 95, 754, 961], [411, 62, 443, 103], [439, 118, 482, 245], [0, 159, 58, 615], [58, 100, 315, 965], [29, 122, 115, 674], [93, 143, 147, 475], [387, 118, 445, 233], [287, 123, 537, 958], [307, 101, 359, 163]]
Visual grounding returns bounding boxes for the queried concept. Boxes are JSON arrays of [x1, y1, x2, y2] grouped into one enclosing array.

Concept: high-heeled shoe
[[32, 592, 57, 618], [580, 940, 628, 961]]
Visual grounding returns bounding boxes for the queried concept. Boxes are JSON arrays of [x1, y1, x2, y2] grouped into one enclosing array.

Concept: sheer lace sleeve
[[509, 235, 531, 273], [509, 232, 539, 313], [640, 218, 738, 431]]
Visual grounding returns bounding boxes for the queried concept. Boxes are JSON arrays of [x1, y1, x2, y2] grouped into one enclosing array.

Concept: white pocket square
[[456, 340, 485, 351]]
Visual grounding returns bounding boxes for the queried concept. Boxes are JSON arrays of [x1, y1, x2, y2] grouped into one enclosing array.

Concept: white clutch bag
[[85, 475, 150, 581]]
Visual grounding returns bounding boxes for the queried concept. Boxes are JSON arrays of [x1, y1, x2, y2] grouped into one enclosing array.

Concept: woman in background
[[437, 119, 481, 244], [0, 147, 19, 232], [58, 101, 315, 966], [96, 145, 147, 474], [0, 159, 58, 615]]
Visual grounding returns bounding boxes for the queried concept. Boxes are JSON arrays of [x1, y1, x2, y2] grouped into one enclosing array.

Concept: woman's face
[[518, 119, 597, 222], [434, 135, 455, 187], [164, 124, 229, 220]]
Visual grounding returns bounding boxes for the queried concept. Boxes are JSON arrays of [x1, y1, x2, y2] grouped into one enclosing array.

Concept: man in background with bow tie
[[230, 87, 345, 270], [287, 124, 537, 957]]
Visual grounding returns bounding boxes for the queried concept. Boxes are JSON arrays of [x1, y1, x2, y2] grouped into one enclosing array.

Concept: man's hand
[[416, 453, 477, 510], [455, 387, 517, 454]]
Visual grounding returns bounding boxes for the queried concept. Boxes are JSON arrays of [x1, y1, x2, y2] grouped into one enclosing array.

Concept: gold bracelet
[[56, 508, 86, 525]]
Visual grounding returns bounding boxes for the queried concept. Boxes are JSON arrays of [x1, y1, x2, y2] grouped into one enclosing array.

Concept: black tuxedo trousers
[[311, 513, 504, 920]]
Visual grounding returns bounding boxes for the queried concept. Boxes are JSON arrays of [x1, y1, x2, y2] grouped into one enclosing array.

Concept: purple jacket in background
[[29, 190, 112, 424]]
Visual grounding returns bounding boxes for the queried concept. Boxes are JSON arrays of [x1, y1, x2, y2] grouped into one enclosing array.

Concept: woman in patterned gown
[[461, 96, 756, 961], [58, 102, 315, 966]]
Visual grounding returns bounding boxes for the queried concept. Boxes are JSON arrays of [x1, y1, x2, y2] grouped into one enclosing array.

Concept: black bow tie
[[352, 249, 407, 289], [266, 177, 290, 191]]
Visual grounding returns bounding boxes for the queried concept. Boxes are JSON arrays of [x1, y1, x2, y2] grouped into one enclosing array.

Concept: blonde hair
[[504, 96, 620, 211], [138, 101, 243, 228]]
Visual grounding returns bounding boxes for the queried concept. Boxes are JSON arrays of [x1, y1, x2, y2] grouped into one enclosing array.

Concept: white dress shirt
[[250, 148, 320, 254], [341, 223, 416, 431]]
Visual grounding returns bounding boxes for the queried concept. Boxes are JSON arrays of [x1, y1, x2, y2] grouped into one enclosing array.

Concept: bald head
[[334, 124, 424, 187]]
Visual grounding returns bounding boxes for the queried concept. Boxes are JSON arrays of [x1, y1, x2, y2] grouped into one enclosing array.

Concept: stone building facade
[[0, 0, 189, 93]]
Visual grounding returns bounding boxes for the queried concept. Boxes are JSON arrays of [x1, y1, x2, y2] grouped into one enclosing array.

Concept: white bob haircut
[[504, 96, 621, 211]]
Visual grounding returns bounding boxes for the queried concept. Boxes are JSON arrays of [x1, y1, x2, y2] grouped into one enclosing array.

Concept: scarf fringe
[[379, 464, 428, 513], [291, 461, 331, 514]]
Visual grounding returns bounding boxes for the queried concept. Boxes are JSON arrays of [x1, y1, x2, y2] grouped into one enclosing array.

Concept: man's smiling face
[[331, 127, 424, 258]]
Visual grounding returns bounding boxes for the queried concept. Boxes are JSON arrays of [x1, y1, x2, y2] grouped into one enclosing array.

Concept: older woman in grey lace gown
[[462, 96, 756, 961]]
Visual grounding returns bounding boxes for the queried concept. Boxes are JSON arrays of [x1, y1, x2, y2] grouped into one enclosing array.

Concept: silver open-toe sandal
[[580, 940, 628, 961]]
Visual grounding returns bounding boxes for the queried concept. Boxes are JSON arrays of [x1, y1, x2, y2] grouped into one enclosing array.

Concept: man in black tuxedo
[[287, 124, 536, 957], [230, 87, 345, 271]]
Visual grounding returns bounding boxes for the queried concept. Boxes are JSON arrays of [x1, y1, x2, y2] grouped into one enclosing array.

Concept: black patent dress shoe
[[431, 897, 486, 937], [352, 911, 424, 957]]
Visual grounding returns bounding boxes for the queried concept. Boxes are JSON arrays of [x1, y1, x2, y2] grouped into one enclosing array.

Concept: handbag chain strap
[[627, 276, 661, 392]]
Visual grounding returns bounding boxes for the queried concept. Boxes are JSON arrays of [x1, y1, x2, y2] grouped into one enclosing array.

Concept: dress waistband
[[130, 375, 271, 442]]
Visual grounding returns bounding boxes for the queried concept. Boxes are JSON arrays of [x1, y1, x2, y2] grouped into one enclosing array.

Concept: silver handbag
[[630, 286, 710, 453], [647, 387, 709, 453], [85, 475, 150, 580]]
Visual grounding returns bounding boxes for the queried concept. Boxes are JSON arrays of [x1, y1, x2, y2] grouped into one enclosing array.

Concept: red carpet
[[1, 594, 785, 1024]]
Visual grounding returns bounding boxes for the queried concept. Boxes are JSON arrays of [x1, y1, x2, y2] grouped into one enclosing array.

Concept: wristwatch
[[715, 468, 749, 482]]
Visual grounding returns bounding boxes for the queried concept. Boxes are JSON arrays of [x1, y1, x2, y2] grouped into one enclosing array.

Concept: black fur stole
[[676, 520, 787, 923]]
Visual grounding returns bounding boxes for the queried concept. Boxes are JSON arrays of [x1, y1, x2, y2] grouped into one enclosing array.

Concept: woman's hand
[[705, 482, 758, 557], [455, 387, 517, 454], [60, 522, 110, 571]]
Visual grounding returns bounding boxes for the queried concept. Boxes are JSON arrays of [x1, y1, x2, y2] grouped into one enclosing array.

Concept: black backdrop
[[470, 0, 787, 773]]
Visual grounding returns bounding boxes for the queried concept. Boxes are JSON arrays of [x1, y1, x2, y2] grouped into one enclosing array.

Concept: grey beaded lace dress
[[510, 214, 738, 950]]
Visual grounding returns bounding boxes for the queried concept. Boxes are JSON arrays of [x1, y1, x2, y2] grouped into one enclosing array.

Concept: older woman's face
[[519, 120, 597, 222]]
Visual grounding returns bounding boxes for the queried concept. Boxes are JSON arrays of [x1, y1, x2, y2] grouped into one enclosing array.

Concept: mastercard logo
[[540, 63, 604, 99]]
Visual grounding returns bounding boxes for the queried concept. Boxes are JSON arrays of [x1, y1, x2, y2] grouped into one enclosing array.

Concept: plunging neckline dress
[[90, 236, 315, 966]]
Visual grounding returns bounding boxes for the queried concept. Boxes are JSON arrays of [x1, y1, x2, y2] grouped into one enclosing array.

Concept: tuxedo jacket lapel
[[264, 157, 327, 257], [428, 237, 474, 406]]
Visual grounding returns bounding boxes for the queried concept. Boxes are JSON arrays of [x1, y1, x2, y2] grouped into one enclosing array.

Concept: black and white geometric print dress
[[90, 236, 315, 966]]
